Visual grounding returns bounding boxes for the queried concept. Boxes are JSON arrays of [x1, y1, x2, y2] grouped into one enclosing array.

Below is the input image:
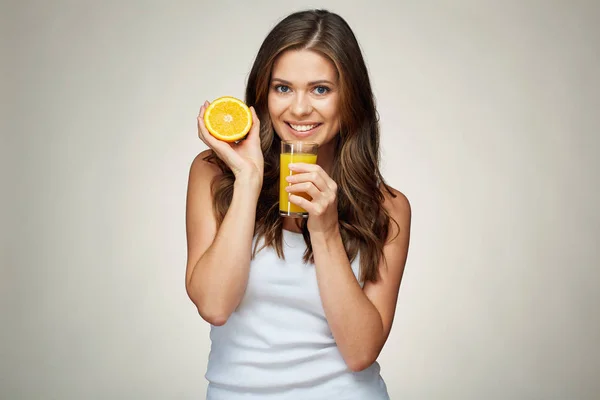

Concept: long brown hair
[[205, 9, 396, 282]]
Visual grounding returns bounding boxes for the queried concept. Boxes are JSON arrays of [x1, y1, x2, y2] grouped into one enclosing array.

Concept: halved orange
[[203, 96, 252, 142]]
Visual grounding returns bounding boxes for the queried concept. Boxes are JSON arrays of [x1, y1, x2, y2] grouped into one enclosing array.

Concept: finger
[[285, 171, 329, 192], [287, 162, 321, 173], [286, 182, 321, 199], [287, 163, 336, 191], [197, 105, 209, 145], [198, 101, 211, 121], [197, 107, 215, 145], [288, 194, 316, 214], [288, 162, 329, 178], [197, 104, 220, 145], [247, 106, 261, 142], [197, 104, 238, 158]]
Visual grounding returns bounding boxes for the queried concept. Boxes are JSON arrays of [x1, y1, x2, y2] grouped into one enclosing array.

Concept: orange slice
[[203, 96, 252, 142]]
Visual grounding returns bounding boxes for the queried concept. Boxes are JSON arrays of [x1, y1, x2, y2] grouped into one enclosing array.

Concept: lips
[[288, 123, 320, 132], [285, 122, 322, 138]]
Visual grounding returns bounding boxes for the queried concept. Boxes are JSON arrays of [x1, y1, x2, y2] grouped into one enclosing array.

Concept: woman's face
[[268, 49, 340, 147]]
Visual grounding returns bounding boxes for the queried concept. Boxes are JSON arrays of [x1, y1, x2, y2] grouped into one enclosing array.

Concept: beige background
[[2, 0, 599, 399]]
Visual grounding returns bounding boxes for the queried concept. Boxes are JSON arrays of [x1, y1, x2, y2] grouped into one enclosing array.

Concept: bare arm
[[311, 190, 410, 371], [185, 102, 263, 326], [185, 153, 261, 325], [286, 163, 411, 371]]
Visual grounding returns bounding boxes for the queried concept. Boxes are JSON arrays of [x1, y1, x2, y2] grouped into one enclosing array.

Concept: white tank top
[[205, 230, 390, 399]]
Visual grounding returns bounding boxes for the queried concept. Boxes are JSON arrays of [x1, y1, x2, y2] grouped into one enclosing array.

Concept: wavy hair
[[204, 9, 396, 282]]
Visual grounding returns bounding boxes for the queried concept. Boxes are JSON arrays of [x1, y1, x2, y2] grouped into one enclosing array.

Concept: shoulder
[[189, 149, 222, 184], [381, 184, 411, 222], [380, 184, 411, 242], [187, 150, 223, 212]]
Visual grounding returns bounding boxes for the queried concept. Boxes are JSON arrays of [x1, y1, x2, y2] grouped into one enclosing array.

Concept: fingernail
[[288, 163, 296, 168]]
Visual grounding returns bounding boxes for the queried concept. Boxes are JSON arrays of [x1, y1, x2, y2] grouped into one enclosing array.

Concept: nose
[[290, 92, 312, 117]]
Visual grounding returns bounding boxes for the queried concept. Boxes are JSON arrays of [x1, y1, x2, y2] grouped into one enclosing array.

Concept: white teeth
[[289, 123, 318, 132]]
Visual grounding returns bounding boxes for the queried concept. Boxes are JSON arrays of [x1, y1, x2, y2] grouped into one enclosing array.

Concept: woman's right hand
[[197, 101, 264, 187]]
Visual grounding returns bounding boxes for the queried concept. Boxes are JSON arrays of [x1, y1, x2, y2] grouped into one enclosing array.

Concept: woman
[[185, 9, 411, 400]]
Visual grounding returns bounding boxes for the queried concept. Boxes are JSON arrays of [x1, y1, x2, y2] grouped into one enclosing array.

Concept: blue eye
[[275, 85, 290, 93], [314, 86, 330, 95]]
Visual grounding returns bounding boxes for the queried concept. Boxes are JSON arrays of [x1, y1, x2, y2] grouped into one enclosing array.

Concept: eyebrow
[[271, 78, 336, 86]]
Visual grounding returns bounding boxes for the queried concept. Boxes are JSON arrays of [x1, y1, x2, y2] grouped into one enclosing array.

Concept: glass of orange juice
[[280, 140, 319, 218]]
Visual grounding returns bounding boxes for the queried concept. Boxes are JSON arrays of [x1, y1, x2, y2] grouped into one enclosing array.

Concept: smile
[[286, 122, 322, 134]]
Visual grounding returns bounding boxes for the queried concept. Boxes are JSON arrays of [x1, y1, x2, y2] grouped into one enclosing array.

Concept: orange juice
[[279, 152, 318, 216]]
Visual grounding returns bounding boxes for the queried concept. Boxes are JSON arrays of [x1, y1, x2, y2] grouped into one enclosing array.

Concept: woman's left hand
[[285, 163, 339, 235]]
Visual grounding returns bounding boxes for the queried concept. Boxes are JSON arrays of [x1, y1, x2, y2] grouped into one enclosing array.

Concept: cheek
[[321, 98, 341, 136], [267, 94, 276, 119], [323, 103, 340, 124], [267, 94, 286, 120], [322, 96, 340, 120]]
